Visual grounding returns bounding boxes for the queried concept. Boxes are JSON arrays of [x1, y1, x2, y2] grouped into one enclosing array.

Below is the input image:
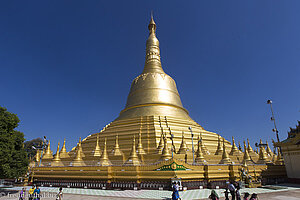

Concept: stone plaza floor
[[1, 184, 300, 199]]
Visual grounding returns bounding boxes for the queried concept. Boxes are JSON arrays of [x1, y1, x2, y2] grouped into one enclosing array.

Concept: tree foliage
[[0, 106, 29, 179], [24, 137, 43, 159]]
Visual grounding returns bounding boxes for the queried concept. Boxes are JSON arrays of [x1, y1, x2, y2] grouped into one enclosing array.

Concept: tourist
[[249, 193, 258, 200], [56, 187, 63, 200], [228, 181, 236, 200], [34, 186, 41, 200], [29, 186, 35, 200], [171, 182, 180, 200], [224, 188, 229, 200], [208, 189, 219, 200], [243, 192, 250, 200], [236, 185, 241, 200], [19, 187, 26, 200]]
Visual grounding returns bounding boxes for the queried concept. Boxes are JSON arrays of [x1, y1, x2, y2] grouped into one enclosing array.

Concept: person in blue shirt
[[34, 186, 41, 200]]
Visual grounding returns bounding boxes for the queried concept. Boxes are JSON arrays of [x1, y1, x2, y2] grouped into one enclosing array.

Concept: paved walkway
[[1, 184, 300, 199]]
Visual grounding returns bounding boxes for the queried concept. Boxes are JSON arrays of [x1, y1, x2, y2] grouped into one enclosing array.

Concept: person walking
[[29, 186, 35, 200], [56, 187, 63, 200], [243, 192, 250, 200], [19, 187, 26, 200], [228, 181, 236, 200], [209, 189, 219, 200], [171, 182, 180, 200]]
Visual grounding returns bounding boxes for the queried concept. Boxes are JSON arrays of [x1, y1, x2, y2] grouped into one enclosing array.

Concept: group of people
[[209, 181, 259, 200], [19, 185, 63, 200], [19, 186, 40, 200]]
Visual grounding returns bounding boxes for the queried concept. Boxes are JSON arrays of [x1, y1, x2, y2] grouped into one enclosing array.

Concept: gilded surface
[[32, 16, 286, 186]]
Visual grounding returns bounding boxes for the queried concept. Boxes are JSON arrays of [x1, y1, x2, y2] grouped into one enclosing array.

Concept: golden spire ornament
[[275, 147, 284, 165], [160, 135, 172, 160], [72, 140, 85, 166], [136, 130, 146, 155], [52, 142, 63, 166], [247, 138, 255, 154], [42, 140, 53, 159], [219, 138, 232, 164], [77, 137, 85, 158], [238, 141, 242, 151], [257, 139, 270, 164], [99, 137, 112, 166], [178, 132, 187, 154], [195, 136, 206, 164], [59, 138, 70, 159], [53, 142, 61, 162], [111, 135, 123, 156], [93, 133, 102, 157], [242, 140, 251, 165], [266, 141, 273, 157], [215, 135, 223, 155], [229, 136, 240, 155], [124, 136, 141, 166], [35, 149, 41, 165]]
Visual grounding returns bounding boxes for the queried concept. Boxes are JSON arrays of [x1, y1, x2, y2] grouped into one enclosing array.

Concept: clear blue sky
[[1, 1, 299, 152]]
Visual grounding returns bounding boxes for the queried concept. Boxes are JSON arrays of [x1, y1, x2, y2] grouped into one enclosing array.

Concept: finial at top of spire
[[148, 12, 156, 33]]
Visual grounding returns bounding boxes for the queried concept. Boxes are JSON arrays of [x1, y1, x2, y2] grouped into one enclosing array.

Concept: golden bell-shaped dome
[[117, 16, 191, 120]]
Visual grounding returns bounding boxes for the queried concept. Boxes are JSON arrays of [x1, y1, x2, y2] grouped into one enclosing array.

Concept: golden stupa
[[32, 16, 286, 190]]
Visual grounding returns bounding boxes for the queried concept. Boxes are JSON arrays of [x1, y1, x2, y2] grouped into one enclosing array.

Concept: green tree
[[0, 106, 29, 179], [24, 137, 43, 159]]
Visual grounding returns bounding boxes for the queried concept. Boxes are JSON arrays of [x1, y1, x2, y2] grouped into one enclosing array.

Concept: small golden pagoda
[[33, 16, 286, 190]]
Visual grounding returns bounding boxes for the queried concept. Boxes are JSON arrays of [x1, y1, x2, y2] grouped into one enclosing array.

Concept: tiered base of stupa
[[32, 115, 287, 190]]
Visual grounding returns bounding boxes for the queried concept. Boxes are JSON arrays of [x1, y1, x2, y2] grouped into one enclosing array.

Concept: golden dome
[[118, 16, 191, 120]]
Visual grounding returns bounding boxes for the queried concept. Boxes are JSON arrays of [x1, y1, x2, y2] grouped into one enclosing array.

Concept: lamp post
[[188, 127, 195, 165], [267, 100, 280, 143]]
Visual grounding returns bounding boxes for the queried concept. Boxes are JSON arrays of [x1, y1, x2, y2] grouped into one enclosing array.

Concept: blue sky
[[1, 1, 299, 152]]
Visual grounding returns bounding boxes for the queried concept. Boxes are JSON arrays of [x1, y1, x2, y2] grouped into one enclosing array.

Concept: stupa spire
[[124, 136, 141, 166], [73, 139, 85, 166], [219, 138, 232, 164], [93, 133, 102, 157], [266, 141, 273, 157], [59, 138, 70, 158], [77, 137, 85, 158], [275, 147, 284, 165], [143, 14, 163, 74], [99, 137, 111, 166], [229, 136, 240, 155], [160, 135, 172, 160], [117, 15, 191, 120], [52, 142, 63, 166], [53, 142, 61, 162], [215, 135, 223, 155], [111, 135, 122, 156], [137, 129, 146, 155], [42, 140, 53, 159], [195, 136, 206, 164], [242, 140, 251, 164], [178, 131, 187, 154], [257, 139, 269, 164]]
